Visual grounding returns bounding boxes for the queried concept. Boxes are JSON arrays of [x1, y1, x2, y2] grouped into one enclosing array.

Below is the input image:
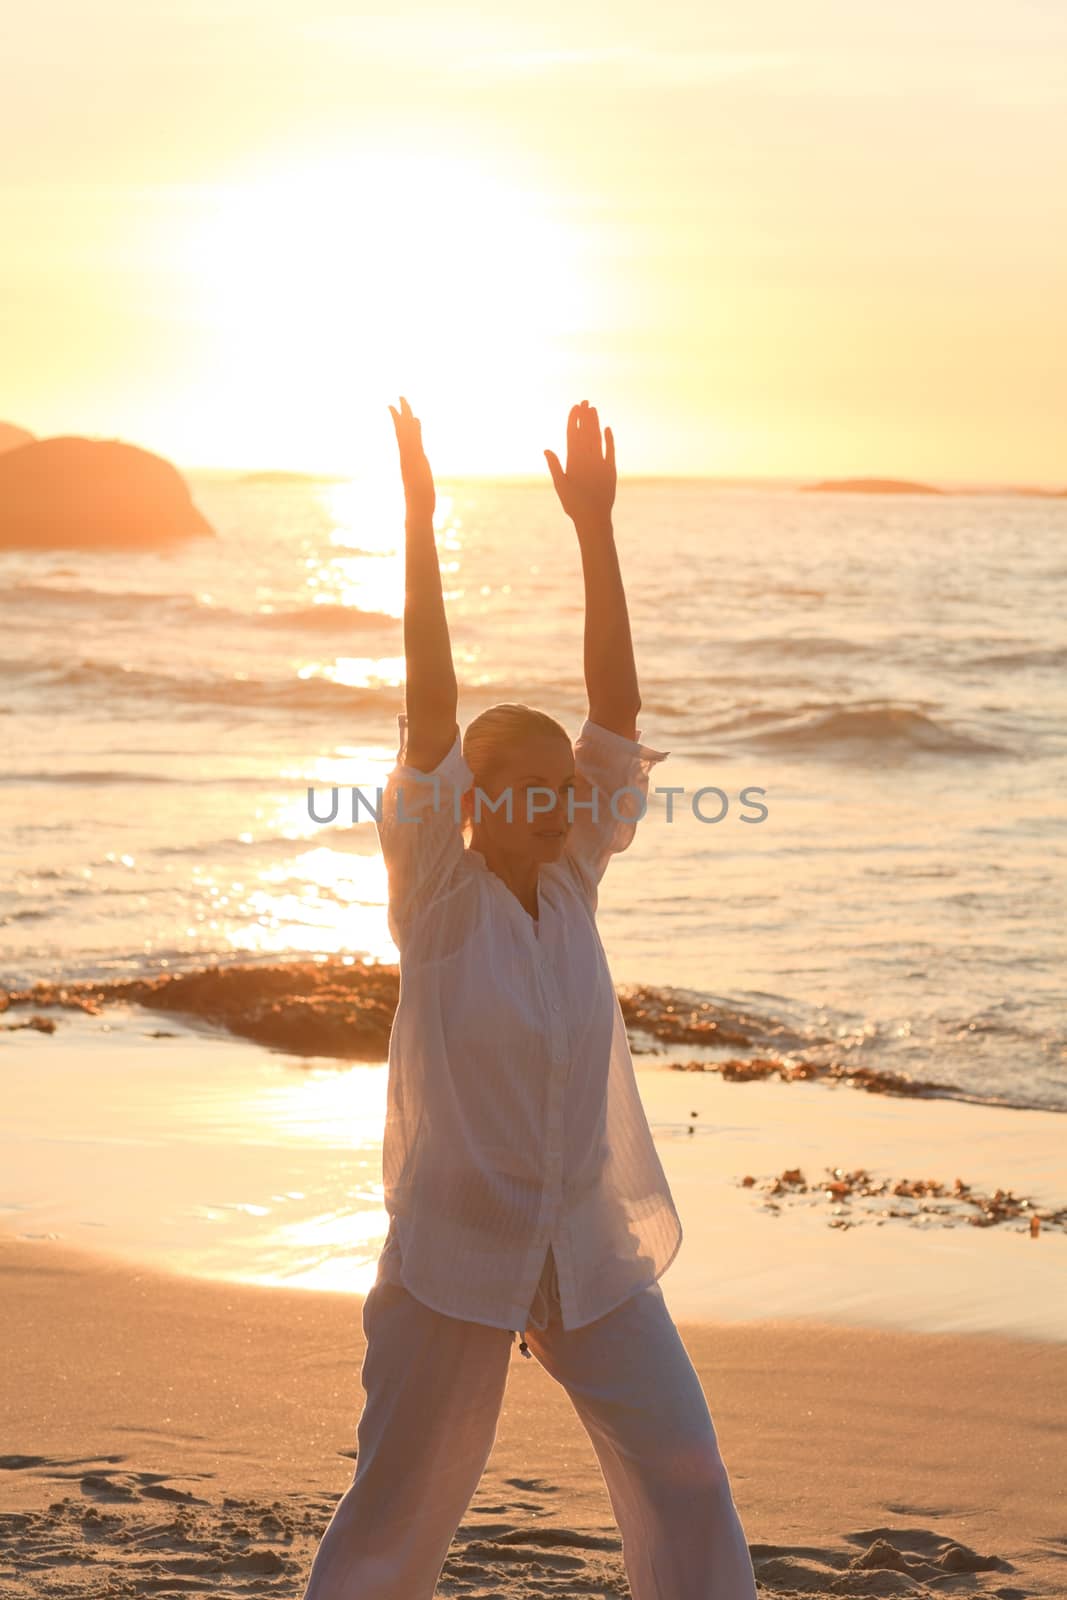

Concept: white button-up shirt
[[373, 712, 683, 1332]]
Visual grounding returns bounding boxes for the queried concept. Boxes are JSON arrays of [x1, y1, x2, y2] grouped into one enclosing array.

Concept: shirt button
[[551, 1001, 561, 1012]]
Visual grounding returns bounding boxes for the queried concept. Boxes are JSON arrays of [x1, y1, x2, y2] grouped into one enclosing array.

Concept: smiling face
[[465, 732, 577, 864]]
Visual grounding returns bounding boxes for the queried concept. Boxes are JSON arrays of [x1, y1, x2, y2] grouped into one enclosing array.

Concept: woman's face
[[467, 733, 577, 862]]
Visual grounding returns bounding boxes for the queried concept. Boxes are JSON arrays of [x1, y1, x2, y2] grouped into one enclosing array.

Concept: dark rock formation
[[0, 436, 215, 549], [2, 960, 400, 1061]]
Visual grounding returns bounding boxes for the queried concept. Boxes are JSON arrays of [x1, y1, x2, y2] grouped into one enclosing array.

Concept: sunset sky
[[3, 1, 1065, 483]]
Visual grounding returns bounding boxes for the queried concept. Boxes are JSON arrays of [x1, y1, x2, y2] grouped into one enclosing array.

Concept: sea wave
[[0, 769, 288, 787], [4, 584, 395, 634], [0, 655, 402, 718], [253, 603, 395, 632], [1, 769, 175, 785], [704, 701, 1006, 757], [714, 633, 874, 657], [965, 645, 1067, 671]]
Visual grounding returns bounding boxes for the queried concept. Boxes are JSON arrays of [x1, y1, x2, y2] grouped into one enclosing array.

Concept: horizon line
[[2, 426, 1062, 493], [181, 464, 1067, 494]]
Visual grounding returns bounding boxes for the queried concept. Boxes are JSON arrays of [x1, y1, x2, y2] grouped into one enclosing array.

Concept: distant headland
[[0, 421, 35, 455], [0, 426, 215, 550], [804, 477, 943, 495], [803, 476, 1065, 498]]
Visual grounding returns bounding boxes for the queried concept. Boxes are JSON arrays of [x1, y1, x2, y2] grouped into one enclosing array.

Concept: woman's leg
[[523, 1282, 758, 1600], [300, 1278, 513, 1600]]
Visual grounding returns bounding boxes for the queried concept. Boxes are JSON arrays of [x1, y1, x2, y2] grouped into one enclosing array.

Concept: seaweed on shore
[[740, 1164, 1067, 1233], [671, 1053, 963, 1099]]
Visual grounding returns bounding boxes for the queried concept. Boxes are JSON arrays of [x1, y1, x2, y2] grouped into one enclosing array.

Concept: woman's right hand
[[389, 395, 436, 526], [544, 400, 616, 535]]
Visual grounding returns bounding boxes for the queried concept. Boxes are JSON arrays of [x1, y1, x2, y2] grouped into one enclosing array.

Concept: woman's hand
[[388, 394, 457, 753], [544, 400, 616, 535], [389, 395, 435, 526]]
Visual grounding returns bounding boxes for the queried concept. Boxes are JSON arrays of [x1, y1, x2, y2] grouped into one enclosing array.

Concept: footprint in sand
[[750, 1523, 1010, 1596]]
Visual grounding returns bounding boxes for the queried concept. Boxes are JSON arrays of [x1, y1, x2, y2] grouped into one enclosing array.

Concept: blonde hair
[[461, 702, 572, 834]]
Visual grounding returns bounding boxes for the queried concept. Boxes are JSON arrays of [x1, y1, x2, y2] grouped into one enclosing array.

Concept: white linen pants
[[300, 1251, 758, 1600]]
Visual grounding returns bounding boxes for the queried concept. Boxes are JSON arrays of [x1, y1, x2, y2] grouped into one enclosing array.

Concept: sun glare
[[162, 146, 593, 472]]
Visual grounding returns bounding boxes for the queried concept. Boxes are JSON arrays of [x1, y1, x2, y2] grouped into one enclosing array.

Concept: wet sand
[[3, 1002, 1066, 1337]]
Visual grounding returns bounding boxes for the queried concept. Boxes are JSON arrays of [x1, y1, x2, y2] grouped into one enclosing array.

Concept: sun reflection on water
[[296, 654, 406, 689], [216, 1060, 392, 1294], [219, 846, 396, 963], [300, 480, 462, 621]]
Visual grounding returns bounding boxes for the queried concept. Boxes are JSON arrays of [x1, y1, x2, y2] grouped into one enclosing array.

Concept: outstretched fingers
[[567, 400, 609, 467], [544, 448, 565, 496], [390, 396, 424, 447], [566, 403, 582, 463], [584, 403, 602, 458]]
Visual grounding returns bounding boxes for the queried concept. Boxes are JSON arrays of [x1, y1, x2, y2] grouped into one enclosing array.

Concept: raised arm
[[545, 402, 666, 904], [544, 400, 640, 740], [388, 396, 458, 771]]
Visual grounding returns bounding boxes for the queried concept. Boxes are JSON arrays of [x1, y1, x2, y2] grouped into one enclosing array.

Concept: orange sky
[[3, 3, 1065, 483]]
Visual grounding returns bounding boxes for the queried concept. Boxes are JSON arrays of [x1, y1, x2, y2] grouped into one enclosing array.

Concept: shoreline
[[6, 954, 1063, 1114], [2, 1232, 1065, 1598], [3, 1005, 1066, 1345]]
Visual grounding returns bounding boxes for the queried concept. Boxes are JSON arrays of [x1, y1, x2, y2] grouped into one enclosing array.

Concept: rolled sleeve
[[562, 718, 669, 907], [377, 713, 474, 949]]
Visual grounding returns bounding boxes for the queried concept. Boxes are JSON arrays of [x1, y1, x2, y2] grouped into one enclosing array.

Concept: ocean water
[[2, 475, 1065, 1112]]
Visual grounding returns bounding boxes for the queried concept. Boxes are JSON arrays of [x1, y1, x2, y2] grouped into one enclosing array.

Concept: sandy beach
[[3, 987, 1067, 1598], [2, 1232, 1065, 1599]]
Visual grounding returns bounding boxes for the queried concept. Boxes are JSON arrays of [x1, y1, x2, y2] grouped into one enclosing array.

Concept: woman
[[300, 398, 758, 1600]]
